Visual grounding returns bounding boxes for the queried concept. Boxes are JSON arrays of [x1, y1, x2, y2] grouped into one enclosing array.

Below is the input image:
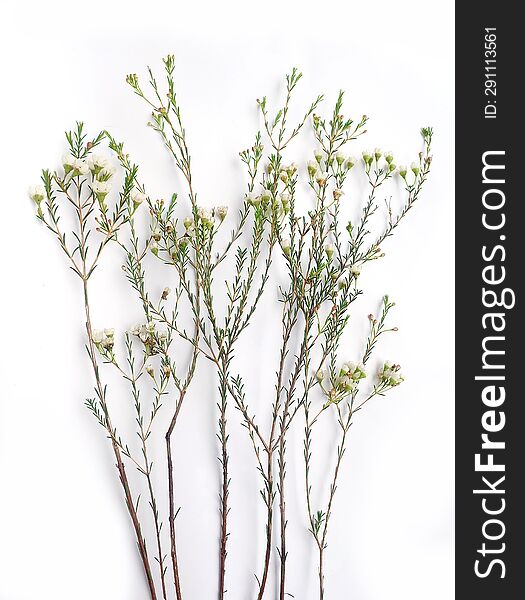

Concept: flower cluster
[[317, 361, 367, 406], [180, 205, 230, 234], [86, 155, 116, 212], [92, 328, 116, 360], [62, 153, 89, 176], [129, 321, 167, 355], [361, 148, 397, 175], [378, 361, 404, 387], [307, 148, 356, 188]]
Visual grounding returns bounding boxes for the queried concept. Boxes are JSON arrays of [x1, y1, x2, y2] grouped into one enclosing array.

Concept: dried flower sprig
[[30, 56, 433, 600]]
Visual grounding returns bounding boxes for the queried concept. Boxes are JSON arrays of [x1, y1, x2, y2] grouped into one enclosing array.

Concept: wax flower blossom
[[62, 153, 89, 176], [28, 185, 45, 204], [87, 154, 109, 175], [92, 328, 115, 355], [215, 205, 228, 221], [131, 190, 146, 206], [378, 361, 404, 386], [197, 206, 213, 227]]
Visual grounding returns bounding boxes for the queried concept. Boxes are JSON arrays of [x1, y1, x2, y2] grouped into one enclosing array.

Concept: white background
[[0, 1, 454, 599]]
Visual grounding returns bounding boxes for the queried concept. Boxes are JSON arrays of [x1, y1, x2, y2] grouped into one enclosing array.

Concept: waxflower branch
[[30, 58, 433, 600], [32, 123, 158, 600]]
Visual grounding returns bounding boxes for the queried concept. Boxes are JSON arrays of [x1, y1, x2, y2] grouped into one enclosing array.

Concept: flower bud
[[325, 243, 335, 260], [410, 162, 420, 175], [374, 148, 382, 161], [333, 188, 344, 201], [385, 151, 394, 164], [335, 151, 346, 166], [397, 165, 407, 178], [345, 156, 356, 170], [314, 148, 323, 163], [282, 238, 291, 256], [362, 150, 373, 165], [146, 363, 155, 378], [307, 161, 318, 178], [316, 370, 325, 382], [280, 193, 290, 214], [183, 217, 193, 230], [161, 287, 170, 300]]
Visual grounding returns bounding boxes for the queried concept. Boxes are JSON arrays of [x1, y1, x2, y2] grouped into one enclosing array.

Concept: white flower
[[139, 325, 150, 343], [333, 188, 344, 200], [335, 151, 346, 165], [129, 324, 141, 335], [281, 238, 291, 256], [215, 205, 228, 221], [397, 165, 408, 178], [287, 163, 298, 176], [314, 148, 323, 163], [28, 185, 45, 203], [337, 375, 355, 392], [350, 263, 361, 277], [345, 156, 356, 170], [104, 328, 115, 338], [246, 192, 260, 206], [410, 161, 420, 175], [197, 206, 213, 225], [92, 180, 111, 197], [316, 369, 325, 382], [378, 361, 404, 386], [315, 171, 328, 185], [92, 329, 105, 344], [64, 156, 89, 176], [62, 154, 76, 172], [131, 190, 146, 205], [76, 160, 89, 175], [87, 154, 108, 174], [374, 148, 382, 160]]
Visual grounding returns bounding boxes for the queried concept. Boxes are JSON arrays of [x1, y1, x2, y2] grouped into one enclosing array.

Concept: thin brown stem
[[167, 389, 186, 600], [83, 278, 157, 600]]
